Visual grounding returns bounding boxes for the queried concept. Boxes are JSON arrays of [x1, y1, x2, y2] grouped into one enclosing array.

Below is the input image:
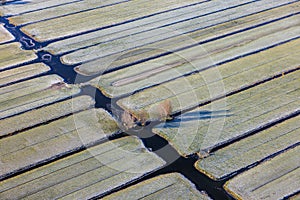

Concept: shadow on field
[[1, 0, 29, 5], [163, 110, 232, 128]]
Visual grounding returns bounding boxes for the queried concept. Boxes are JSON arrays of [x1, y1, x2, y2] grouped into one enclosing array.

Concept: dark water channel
[[1, 16, 234, 200]]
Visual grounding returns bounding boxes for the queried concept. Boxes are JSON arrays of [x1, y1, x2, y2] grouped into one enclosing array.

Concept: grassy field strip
[[0, 75, 80, 120], [62, 0, 295, 66], [151, 70, 300, 156], [0, 0, 82, 16], [96, 24, 300, 98], [44, 0, 238, 55], [0, 42, 37, 70], [116, 39, 300, 119], [0, 24, 14, 43], [0, 136, 165, 199], [201, 78, 300, 129], [46, 0, 253, 58], [75, 0, 299, 75], [103, 173, 211, 200], [0, 95, 94, 137], [224, 145, 300, 200], [0, 63, 50, 87], [8, 0, 129, 25], [0, 108, 120, 180], [195, 115, 300, 180], [60, 0, 258, 65], [17, 0, 204, 42]]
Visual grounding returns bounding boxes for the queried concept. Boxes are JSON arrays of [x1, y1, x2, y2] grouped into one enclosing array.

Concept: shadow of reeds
[[1, 0, 29, 5], [162, 110, 233, 128]]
